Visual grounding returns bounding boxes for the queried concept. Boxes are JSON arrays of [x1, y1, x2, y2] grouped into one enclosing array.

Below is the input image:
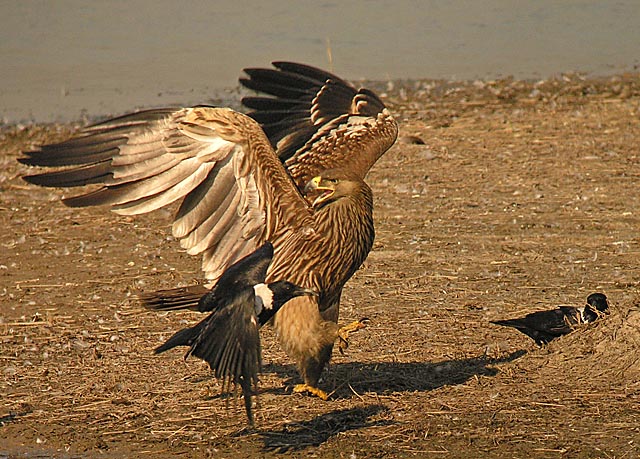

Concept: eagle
[[154, 241, 317, 425], [491, 292, 610, 345], [19, 61, 398, 399]]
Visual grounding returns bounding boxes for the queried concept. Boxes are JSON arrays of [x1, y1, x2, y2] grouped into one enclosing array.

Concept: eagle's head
[[303, 170, 366, 208]]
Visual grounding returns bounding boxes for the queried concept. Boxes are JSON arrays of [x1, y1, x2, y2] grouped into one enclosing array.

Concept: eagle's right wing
[[20, 107, 313, 284]]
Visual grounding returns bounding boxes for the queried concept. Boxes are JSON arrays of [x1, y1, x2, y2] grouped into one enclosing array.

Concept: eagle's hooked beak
[[304, 175, 322, 193], [304, 175, 335, 207]]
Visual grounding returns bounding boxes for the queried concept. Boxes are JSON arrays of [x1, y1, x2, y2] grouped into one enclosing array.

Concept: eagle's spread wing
[[21, 61, 396, 292], [241, 61, 398, 189], [20, 107, 312, 283]]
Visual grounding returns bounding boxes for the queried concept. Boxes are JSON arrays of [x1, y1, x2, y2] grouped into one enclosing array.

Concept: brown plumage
[[19, 61, 398, 398]]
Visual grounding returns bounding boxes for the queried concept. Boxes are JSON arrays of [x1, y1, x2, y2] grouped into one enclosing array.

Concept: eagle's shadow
[[253, 404, 391, 453], [255, 350, 525, 451], [263, 350, 525, 399]]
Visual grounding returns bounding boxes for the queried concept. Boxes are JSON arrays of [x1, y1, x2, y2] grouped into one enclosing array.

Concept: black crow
[[491, 293, 609, 345], [148, 242, 317, 425]]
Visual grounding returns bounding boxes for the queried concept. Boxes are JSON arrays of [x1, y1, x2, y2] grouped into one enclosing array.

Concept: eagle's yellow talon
[[293, 383, 329, 400], [337, 318, 369, 354]]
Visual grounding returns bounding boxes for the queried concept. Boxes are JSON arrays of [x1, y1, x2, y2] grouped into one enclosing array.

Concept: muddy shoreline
[[2, 73, 640, 458]]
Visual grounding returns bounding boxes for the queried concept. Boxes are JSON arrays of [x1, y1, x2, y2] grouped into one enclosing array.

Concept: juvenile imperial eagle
[[154, 241, 317, 425], [19, 61, 398, 400], [491, 292, 610, 345]]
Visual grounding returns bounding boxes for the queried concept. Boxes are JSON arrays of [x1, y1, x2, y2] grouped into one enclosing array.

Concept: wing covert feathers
[[241, 61, 398, 188]]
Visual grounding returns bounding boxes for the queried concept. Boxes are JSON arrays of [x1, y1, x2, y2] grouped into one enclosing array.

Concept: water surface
[[1, 1, 638, 123]]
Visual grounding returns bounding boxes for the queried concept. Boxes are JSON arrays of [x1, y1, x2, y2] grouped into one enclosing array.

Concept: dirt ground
[[2, 73, 640, 458]]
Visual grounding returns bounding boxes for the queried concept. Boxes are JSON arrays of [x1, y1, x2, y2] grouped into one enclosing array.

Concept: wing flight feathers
[[21, 106, 311, 284]]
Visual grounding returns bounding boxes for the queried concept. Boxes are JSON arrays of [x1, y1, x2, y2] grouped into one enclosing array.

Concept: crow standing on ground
[[491, 292, 610, 345]]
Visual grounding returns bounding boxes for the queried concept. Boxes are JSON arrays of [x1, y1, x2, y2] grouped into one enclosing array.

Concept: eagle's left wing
[[241, 61, 398, 189]]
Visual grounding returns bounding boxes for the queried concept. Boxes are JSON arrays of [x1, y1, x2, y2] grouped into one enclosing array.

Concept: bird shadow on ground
[[263, 349, 526, 399], [250, 404, 391, 453], [252, 351, 525, 452]]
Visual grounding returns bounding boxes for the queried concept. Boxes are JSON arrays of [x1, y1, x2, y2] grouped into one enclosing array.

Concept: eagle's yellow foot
[[293, 383, 329, 400], [337, 318, 369, 354]]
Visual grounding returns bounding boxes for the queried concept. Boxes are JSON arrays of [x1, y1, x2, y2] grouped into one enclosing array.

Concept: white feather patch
[[253, 283, 273, 315], [577, 306, 587, 323]]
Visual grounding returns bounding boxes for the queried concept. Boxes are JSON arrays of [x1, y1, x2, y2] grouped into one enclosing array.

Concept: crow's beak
[[302, 288, 319, 297]]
